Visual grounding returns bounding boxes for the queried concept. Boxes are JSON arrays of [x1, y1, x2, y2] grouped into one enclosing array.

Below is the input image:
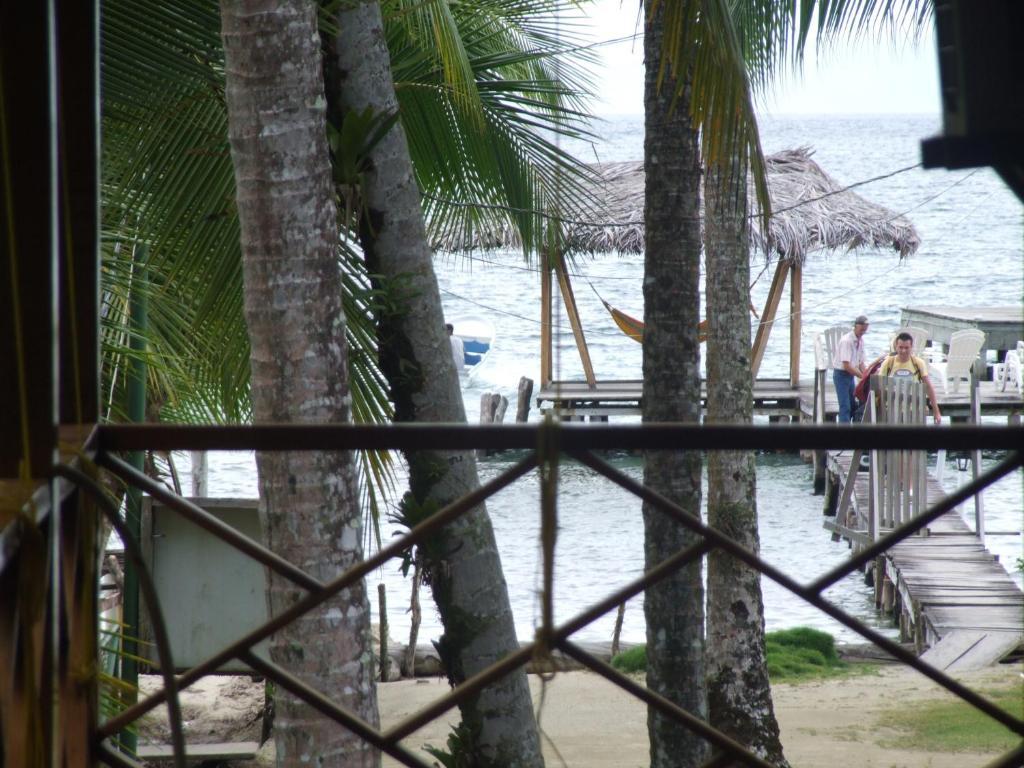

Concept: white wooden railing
[[866, 375, 929, 540]]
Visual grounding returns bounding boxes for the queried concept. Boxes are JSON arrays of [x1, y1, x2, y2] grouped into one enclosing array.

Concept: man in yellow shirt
[[880, 332, 942, 423]]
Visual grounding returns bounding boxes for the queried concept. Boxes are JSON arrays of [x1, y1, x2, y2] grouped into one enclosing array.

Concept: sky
[[579, 1, 941, 116]]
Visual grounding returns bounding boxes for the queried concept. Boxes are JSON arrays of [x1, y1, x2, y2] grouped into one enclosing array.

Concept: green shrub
[[610, 627, 857, 682], [765, 627, 838, 663], [610, 645, 647, 674]]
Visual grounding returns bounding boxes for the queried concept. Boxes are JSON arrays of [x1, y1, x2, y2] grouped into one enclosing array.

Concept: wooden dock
[[823, 450, 1024, 671], [536, 376, 1024, 421], [535, 379, 803, 419]]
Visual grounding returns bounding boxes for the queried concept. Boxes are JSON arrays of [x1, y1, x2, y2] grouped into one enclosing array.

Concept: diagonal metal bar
[[386, 534, 715, 742], [53, 464, 187, 768], [782, 562, 1024, 737], [571, 449, 1024, 736], [238, 650, 433, 768], [98, 452, 538, 738], [571, 448, 806, 600], [983, 743, 1024, 768], [86, 424, 1024, 754], [382, 644, 537, 743], [557, 641, 776, 768], [809, 451, 1023, 592], [97, 422, 1024, 453], [100, 453, 324, 592]]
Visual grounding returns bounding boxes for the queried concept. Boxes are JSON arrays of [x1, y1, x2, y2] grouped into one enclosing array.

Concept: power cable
[[424, 161, 928, 230]]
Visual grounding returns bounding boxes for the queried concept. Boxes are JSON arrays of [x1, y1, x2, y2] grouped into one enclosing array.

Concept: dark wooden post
[[554, 255, 597, 387], [789, 261, 802, 387], [540, 249, 553, 386], [1, 3, 100, 767], [516, 377, 534, 422]]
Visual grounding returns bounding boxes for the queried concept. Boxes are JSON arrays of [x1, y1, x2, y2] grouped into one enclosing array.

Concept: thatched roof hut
[[435, 147, 922, 388], [437, 147, 921, 261]]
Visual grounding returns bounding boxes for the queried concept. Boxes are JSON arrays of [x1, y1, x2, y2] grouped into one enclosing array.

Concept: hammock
[[598, 296, 709, 344], [596, 292, 761, 344]]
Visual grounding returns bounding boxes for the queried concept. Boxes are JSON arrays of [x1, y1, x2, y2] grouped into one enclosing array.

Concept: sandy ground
[[140, 661, 1023, 767]]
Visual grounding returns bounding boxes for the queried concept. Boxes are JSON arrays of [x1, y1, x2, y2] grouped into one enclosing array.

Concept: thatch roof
[[436, 147, 921, 261]]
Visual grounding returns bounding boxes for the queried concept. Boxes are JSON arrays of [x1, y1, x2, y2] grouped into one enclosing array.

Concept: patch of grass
[[766, 627, 838, 662], [877, 687, 1024, 754], [765, 627, 859, 682], [610, 645, 647, 674], [608, 628, 873, 683]]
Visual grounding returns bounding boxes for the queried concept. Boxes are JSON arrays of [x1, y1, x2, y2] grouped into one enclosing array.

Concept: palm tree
[[219, 2, 379, 765], [645, 2, 931, 764], [102, 0, 592, 763], [323, 2, 553, 763], [702, 4, 792, 762], [100, 0, 595, 434], [641, 2, 708, 764], [704, 154, 788, 766], [703, 3, 930, 761]]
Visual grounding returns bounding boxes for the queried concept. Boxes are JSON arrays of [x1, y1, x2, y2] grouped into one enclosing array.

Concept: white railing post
[[915, 383, 927, 522], [867, 390, 881, 542], [970, 372, 985, 542], [190, 450, 208, 498]]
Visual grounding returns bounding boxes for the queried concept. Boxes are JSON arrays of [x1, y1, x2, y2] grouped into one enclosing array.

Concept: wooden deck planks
[[534, 376, 1024, 419], [919, 630, 1023, 673], [825, 449, 1023, 667]]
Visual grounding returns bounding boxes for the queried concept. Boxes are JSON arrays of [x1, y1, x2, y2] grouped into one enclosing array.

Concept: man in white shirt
[[833, 315, 869, 422], [446, 323, 464, 373]]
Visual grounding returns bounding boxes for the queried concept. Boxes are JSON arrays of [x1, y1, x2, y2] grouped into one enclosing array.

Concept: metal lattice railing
[[6, 422, 1024, 768]]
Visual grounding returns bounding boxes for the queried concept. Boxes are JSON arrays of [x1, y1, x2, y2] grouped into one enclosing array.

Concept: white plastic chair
[[817, 325, 847, 370], [1000, 340, 1024, 397], [928, 328, 986, 395]]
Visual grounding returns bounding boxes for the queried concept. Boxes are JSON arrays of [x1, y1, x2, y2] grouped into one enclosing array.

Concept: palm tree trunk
[[704, 153, 788, 766], [324, 4, 543, 766], [642, 2, 707, 766], [220, 2, 378, 766]]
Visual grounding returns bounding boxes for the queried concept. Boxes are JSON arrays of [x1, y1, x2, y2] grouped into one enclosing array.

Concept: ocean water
[[192, 114, 1022, 648]]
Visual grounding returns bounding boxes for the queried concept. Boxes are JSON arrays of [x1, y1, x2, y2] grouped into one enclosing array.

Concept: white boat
[[452, 317, 494, 373]]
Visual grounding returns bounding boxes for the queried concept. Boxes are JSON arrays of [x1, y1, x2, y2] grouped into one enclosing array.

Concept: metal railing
[[4, 422, 1023, 768]]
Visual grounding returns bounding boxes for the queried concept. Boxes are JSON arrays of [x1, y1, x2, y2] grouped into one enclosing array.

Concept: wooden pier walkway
[[823, 450, 1024, 671], [536, 377, 1024, 421]]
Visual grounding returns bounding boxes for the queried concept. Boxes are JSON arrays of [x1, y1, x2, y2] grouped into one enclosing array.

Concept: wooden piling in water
[[516, 377, 534, 422]]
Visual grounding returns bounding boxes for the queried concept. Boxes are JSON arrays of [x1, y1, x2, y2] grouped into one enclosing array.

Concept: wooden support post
[[611, 603, 626, 658], [813, 449, 826, 495], [750, 260, 790, 379], [541, 250, 553, 386], [812, 366, 826, 494], [191, 451, 208, 497], [970, 375, 985, 542], [822, 468, 838, 516], [479, 393, 507, 457], [868, 394, 881, 541], [516, 377, 534, 422], [836, 449, 861, 527], [789, 261, 802, 387], [881, 577, 895, 612], [554, 256, 597, 387]]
